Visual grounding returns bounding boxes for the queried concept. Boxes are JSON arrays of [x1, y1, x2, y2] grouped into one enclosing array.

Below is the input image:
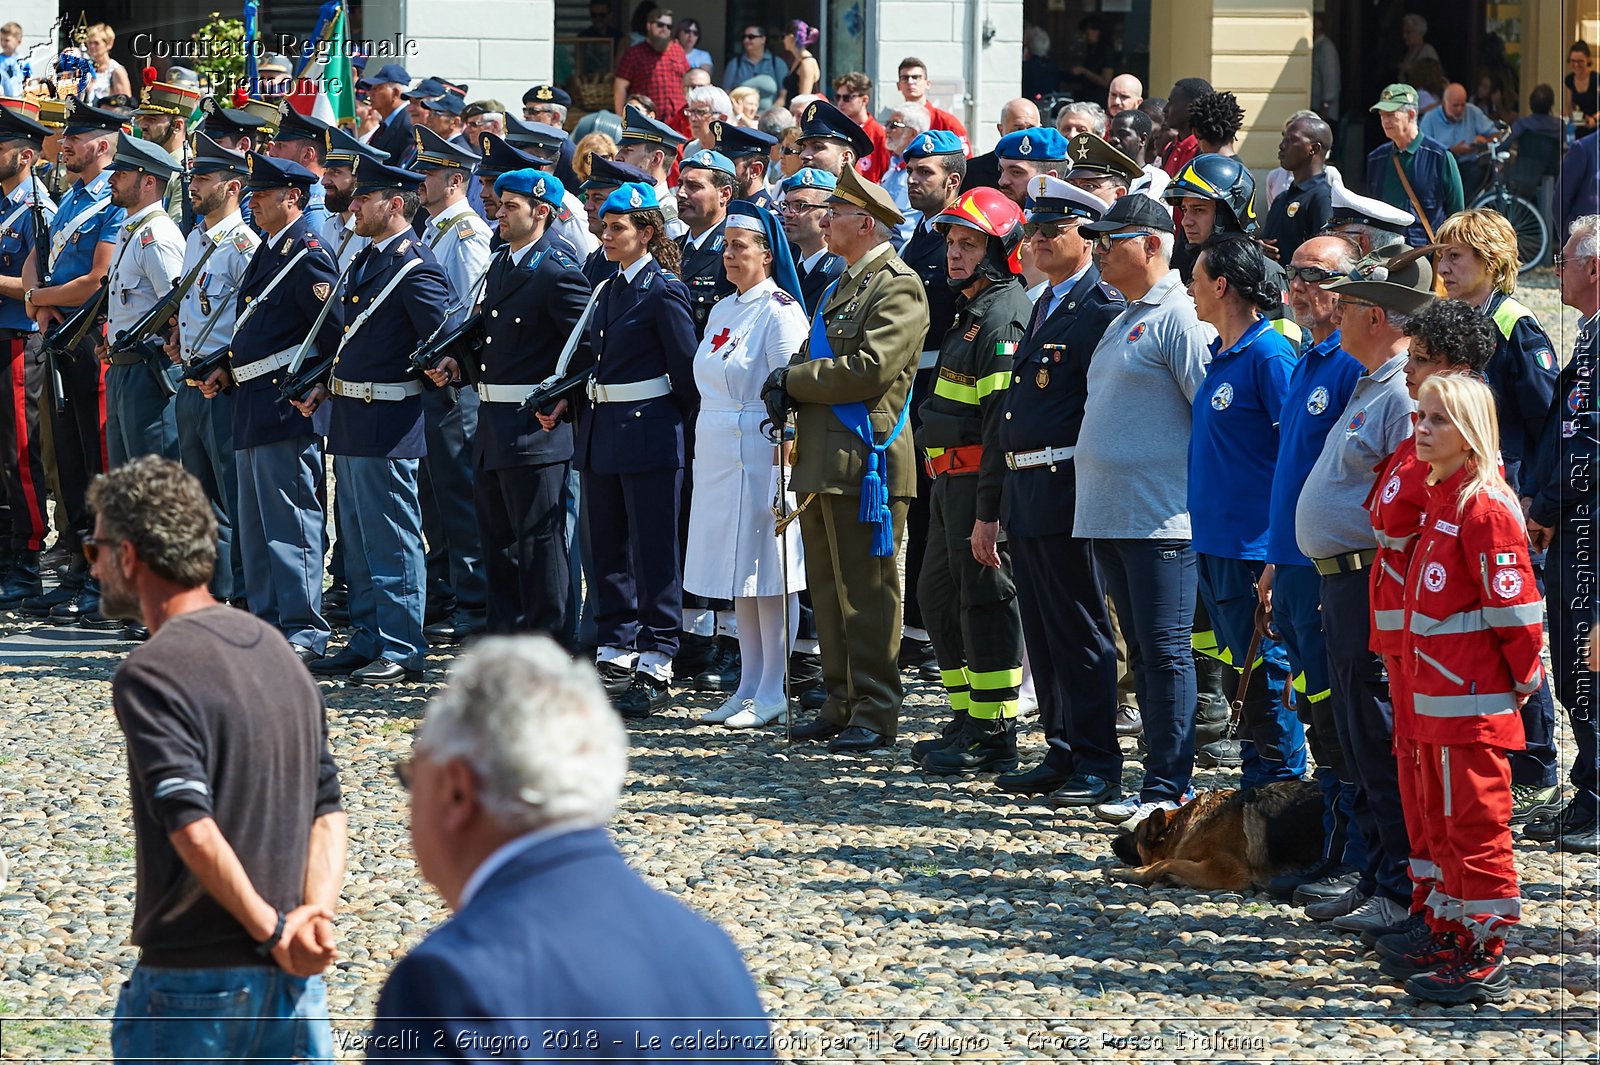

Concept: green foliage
[[192, 13, 245, 96]]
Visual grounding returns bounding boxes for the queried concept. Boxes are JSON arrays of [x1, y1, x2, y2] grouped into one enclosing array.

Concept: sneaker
[[1404, 941, 1511, 1004], [1094, 797, 1177, 826], [1331, 894, 1409, 933], [1304, 884, 1370, 921], [1292, 870, 1360, 907], [1363, 907, 1428, 949], [1509, 784, 1564, 826], [1378, 927, 1468, 980]]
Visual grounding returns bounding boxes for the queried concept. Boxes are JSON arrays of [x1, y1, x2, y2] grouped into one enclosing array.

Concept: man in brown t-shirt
[[91, 457, 347, 1062]]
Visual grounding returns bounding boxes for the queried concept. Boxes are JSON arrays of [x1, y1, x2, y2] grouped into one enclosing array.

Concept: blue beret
[[781, 167, 837, 194], [904, 130, 964, 159], [679, 148, 735, 177], [495, 168, 565, 208], [996, 127, 1067, 162], [600, 181, 660, 218]]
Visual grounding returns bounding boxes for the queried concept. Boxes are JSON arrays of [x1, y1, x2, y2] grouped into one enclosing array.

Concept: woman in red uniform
[[1389, 374, 1543, 1005], [1365, 300, 1497, 961]]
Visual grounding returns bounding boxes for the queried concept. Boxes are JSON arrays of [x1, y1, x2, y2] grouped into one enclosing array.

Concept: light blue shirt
[[1419, 102, 1497, 151], [880, 157, 916, 248], [178, 211, 259, 364], [106, 201, 185, 340], [0, 52, 25, 97], [423, 201, 493, 329], [1040, 260, 1093, 324]]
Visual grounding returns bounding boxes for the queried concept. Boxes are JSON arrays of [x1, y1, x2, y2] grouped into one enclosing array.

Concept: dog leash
[[1225, 624, 1264, 739]]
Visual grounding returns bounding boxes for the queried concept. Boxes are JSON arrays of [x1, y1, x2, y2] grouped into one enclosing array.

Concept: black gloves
[[761, 367, 793, 439]]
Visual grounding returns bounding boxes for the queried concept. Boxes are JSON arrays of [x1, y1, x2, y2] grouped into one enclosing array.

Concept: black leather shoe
[[50, 588, 119, 629], [798, 686, 829, 711], [292, 645, 324, 666], [615, 674, 669, 719], [120, 623, 150, 642], [350, 659, 422, 686], [21, 582, 77, 617], [995, 762, 1073, 794], [308, 648, 373, 676], [693, 637, 741, 691], [789, 715, 845, 743], [596, 660, 634, 697], [0, 550, 42, 608], [1557, 818, 1600, 854], [897, 635, 935, 674], [423, 589, 457, 625], [1265, 858, 1353, 901], [423, 609, 487, 643], [828, 725, 892, 753], [1053, 773, 1120, 806]]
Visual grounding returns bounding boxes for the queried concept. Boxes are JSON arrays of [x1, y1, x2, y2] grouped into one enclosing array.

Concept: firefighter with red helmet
[[910, 188, 1034, 774]]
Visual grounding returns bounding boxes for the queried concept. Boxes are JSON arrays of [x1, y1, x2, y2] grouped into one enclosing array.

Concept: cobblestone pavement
[[0, 269, 1594, 1062]]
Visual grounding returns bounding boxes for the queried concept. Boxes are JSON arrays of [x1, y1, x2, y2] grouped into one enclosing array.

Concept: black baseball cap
[[1079, 192, 1175, 234]]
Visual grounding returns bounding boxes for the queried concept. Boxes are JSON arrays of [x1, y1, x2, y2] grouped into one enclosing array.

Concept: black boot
[[921, 716, 1019, 776], [1193, 652, 1232, 748], [911, 708, 969, 763], [23, 556, 87, 617], [694, 635, 741, 692], [0, 550, 42, 608], [789, 650, 823, 704], [673, 632, 717, 681]]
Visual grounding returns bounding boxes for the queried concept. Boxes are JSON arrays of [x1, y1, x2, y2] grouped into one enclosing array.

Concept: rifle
[[38, 277, 109, 411], [26, 164, 61, 409], [179, 291, 243, 391], [517, 364, 594, 416], [108, 237, 221, 360], [278, 228, 359, 405], [405, 259, 495, 376]]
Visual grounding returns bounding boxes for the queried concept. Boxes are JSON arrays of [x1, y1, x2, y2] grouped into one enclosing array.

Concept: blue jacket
[[326, 233, 450, 459], [1561, 130, 1600, 235], [229, 217, 342, 450], [1482, 290, 1559, 495], [1265, 330, 1364, 566], [0, 183, 54, 332], [677, 222, 733, 340], [796, 250, 843, 320], [366, 827, 772, 1063], [1365, 135, 1453, 246], [994, 267, 1124, 539], [583, 246, 618, 288], [465, 231, 592, 470], [1528, 315, 1597, 529], [573, 256, 697, 475]]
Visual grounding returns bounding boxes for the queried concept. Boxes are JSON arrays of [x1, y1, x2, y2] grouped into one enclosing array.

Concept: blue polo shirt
[[46, 171, 124, 309], [1189, 315, 1295, 560], [1265, 329, 1364, 565]]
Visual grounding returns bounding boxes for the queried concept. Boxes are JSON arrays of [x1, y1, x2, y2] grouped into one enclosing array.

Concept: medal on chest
[[1035, 365, 1049, 388]]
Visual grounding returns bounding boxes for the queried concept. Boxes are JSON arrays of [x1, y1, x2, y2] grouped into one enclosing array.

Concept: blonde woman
[[573, 131, 617, 184], [729, 86, 760, 127], [83, 23, 130, 103], [1393, 374, 1540, 1005]]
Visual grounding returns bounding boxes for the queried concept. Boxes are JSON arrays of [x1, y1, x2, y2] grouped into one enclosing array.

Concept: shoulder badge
[[312, 282, 332, 302], [1534, 349, 1554, 371], [397, 238, 412, 255], [139, 229, 154, 247], [456, 219, 476, 240], [305, 236, 320, 249], [963, 322, 981, 341], [232, 230, 254, 252], [771, 289, 795, 306]]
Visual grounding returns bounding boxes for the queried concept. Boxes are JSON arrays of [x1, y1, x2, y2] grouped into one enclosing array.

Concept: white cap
[[1327, 182, 1414, 232], [1027, 174, 1110, 221]]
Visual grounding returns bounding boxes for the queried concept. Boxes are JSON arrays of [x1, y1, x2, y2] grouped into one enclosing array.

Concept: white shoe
[[724, 701, 787, 728], [1094, 797, 1180, 826], [701, 697, 751, 724]]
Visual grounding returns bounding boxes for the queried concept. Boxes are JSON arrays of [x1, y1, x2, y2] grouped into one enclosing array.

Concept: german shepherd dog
[[1108, 780, 1326, 892]]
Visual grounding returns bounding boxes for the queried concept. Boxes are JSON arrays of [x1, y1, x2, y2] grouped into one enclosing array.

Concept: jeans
[[111, 965, 332, 1064]]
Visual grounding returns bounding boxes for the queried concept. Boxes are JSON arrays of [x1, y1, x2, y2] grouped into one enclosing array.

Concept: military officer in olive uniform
[[764, 167, 929, 753], [715, 120, 779, 211], [172, 134, 258, 606], [295, 159, 451, 685], [202, 153, 343, 661], [408, 124, 492, 642]]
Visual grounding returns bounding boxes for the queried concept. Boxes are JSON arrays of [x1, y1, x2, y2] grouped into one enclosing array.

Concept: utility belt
[[585, 375, 670, 404], [1005, 445, 1076, 471], [923, 443, 984, 478], [1312, 548, 1377, 577], [229, 347, 296, 383], [330, 376, 425, 403], [107, 351, 146, 366]]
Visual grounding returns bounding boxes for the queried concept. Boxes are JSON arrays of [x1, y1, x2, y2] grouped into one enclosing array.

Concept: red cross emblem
[[710, 327, 732, 352]]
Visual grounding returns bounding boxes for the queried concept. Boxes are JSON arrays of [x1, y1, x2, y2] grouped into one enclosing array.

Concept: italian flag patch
[[996, 341, 1017, 356], [1535, 350, 1554, 370], [1495, 552, 1517, 565]]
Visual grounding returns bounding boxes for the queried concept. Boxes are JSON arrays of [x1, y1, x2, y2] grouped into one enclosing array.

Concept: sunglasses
[[835, 93, 862, 102], [651, 19, 673, 28], [1286, 264, 1341, 284], [780, 146, 802, 156], [780, 200, 826, 213], [1023, 221, 1072, 239], [1092, 230, 1153, 252], [743, 33, 765, 40], [885, 120, 907, 131], [82, 534, 120, 565]]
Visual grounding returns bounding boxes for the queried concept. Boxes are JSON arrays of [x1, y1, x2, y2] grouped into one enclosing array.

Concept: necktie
[[1028, 291, 1053, 337], [348, 246, 374, 289]]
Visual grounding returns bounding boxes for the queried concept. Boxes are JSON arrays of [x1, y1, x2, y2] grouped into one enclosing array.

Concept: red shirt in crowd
[[616, 40, 691, 125], [924, 103, 971, 155], [855, 114, 892, 182]]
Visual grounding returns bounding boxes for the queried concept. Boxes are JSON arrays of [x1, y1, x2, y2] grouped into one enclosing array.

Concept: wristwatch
[[23, 288, 32, 309]]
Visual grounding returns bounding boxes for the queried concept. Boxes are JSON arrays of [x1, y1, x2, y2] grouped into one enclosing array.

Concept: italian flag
[[286, 1, 356, 128]]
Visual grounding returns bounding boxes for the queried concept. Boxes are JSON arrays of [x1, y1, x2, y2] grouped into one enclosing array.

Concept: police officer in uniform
[[908, 187, 1033, 775], [171, 134, 258, 607], [19, 101, 126, 623], [896, 129, 967, 678], [576, 181, 698, 717], [614, 106, 688, 238], [198, 152, 341, 661], [765, 167, 929, 752], [321, 125, 386, 269], [0, 103, 55, 608], [715, 120, 779, 211], [295, 158, 450, 685], [988, 177, 1127, 796], [409, 125, 492, 642], [522, 83, 579, 188], [480, 130, 594, 258], [425, 168, 590, 639], [795, 99, 874, 182], [576, 155, 655, 287], [101, 133, 184, 468], [781, 168, 844, 317]]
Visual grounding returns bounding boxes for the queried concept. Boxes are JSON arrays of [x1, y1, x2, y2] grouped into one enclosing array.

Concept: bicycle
[[1466, 124, 1551, 273]]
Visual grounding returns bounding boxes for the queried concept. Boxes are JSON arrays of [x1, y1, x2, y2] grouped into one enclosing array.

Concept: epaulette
[[770, 289, 796, 306], [456, 218, 479, 241], [231, 229, 255, 252], [138, 229, 155, 247], [304, 236, 321, 250], [549, 247, 579, 272], [882, 256, 915, 276], [1098, 280, 1124, 300], [657, 269, 678, 282]]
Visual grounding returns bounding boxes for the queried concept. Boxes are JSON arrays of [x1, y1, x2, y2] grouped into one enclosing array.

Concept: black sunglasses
[[1286, 265, 1341, 284], [743, 32, 765, 40]]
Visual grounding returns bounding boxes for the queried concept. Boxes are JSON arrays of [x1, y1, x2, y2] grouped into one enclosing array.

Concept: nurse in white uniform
[[683, 199, 809, 728]]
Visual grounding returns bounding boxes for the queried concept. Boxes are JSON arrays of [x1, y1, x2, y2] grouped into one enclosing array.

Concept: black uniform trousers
[[1548, 528, 1600, 816], [901, 365, 936, 631], [45, 331, 106, 558], [583, 466, 682, 659], [1012, 530, 1120, 780], [917, 473, 1023, 718], [476, 460, 570, 640], [1508, 557, 1560, 788], [1319, 569, 1413, 906], [420, 386, 487, 611], [0, 333, 48, 551]]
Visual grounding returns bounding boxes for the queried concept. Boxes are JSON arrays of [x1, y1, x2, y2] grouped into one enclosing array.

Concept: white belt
[[330, 376, 425, 402], [229, 347, 296, 383], [585, 375, 671, 403], [1006, 445, 1076, 470], [699, 399, 767, 414], [918, 349, 940, 371], [474, 381, 542, 404]]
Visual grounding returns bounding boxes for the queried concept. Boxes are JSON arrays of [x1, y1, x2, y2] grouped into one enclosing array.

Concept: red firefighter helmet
[[932, 187, 1027, 279]]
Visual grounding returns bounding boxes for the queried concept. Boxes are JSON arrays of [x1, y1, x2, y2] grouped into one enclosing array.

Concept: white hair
[[1057, 100, 1107, 136], [418, 636, 628, 832], [1025, 26, 1050, 56], [688, 85, 733, 119], [1570, 214, 1600, 260], [1154, 230, 1175, 262], [1402, 12, 1427, 34], [887, 101, 930, 133], [759, 106, 795, 136]]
